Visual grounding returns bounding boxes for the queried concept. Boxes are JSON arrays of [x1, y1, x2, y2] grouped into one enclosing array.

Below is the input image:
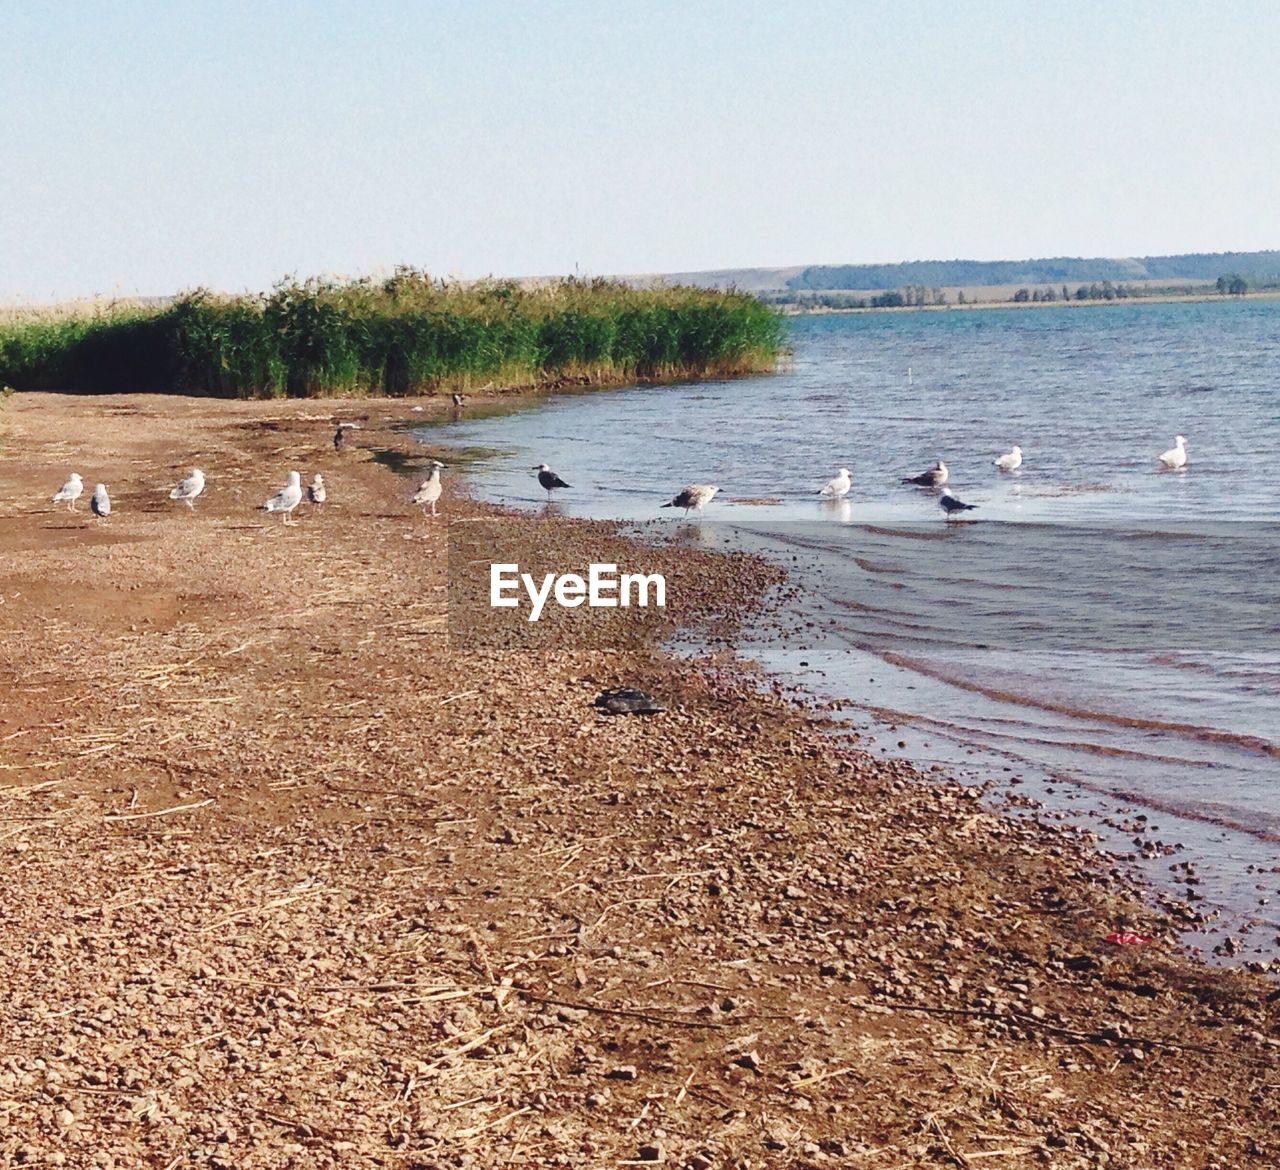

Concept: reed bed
[[0, 270, 785, 397]]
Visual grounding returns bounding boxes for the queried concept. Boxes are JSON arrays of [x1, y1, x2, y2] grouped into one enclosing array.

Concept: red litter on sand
[[1105, 931, 1153, 946]]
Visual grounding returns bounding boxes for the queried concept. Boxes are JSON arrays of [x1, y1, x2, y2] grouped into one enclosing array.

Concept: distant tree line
[[763, 286, 948, 310], [1011, 281, 1140, 303], [786, 250, 1280, 291]]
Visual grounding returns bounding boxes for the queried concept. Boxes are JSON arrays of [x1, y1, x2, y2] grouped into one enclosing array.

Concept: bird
[[169, 468, 206, 508], [993, 445, 1023, 471], [411, 461, 444, 516], [307, 474, 326, 506], [819, 468, 852, 499], [263, 471, 304, 525], [333, 422, 360, 451], [1158, 434, 1189, 469], [902, 460, 949, 487], [452, 392, 466, 407], [533, 464, 571, 499], [938, 488, 978, 519], [662, 484, 720, 517], [90, 483, 111, 519], [52, 473, 84, 511]]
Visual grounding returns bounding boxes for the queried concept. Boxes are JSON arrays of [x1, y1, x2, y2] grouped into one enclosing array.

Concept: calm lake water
[[431, 299, 1280, 965]]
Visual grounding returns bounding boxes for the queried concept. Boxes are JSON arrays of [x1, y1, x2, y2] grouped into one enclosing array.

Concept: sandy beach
[[1, 391, 1277, 1169]]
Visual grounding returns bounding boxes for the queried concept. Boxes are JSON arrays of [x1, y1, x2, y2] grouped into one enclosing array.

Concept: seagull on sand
[[1158, 434, 1189, 469], [411, 461, 444, 516], [902, 460, 949, 487], [52, 473, 84, 511], [307, 474, 326, 505], [533, 463, 571, 499], [938, 488, 978, 519], [662, 484, 720, 517], [452, 392, 466, 407], [263, 471, 304, 525], [993, 445, 1023, 471], [169, 468, 206, 508], [819, 468, 852, 499], [90, 483, 111, 519]]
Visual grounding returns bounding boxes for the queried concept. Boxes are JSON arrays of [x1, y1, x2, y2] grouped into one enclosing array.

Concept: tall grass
[[0, 271, 785, 397]]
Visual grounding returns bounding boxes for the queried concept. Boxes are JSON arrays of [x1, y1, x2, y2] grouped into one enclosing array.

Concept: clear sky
[[2, 0, 1277, 299]]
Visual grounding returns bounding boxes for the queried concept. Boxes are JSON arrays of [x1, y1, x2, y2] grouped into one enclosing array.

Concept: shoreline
[[1, 391, 1278, 1166], [778, 288, 1280, 315]]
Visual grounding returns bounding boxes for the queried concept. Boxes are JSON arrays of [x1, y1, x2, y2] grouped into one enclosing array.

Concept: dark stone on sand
[[594, 688, 665, 716]]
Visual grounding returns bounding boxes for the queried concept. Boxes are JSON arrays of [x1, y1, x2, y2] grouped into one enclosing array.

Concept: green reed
[[0, 271, 785, 398]]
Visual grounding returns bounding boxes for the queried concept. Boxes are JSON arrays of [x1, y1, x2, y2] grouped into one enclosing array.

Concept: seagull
[[333, 422, 360, 451], [52, 473, 84, 511], [902, 460, 949, 487], [819, 468, 852, 499], [1158, 434, 1189, 469], [939, 488, 978, 519], [452, 393, 467, 407], [263, 471, 304, 525], [169, 468, 205, 508], [90, 483, 111, 519], [993, 445, 1023, 471], [411, 461, 444, 516], [533, 464, 571, 499], [307, 474, 326, 505], [662, 484, 720, 517]]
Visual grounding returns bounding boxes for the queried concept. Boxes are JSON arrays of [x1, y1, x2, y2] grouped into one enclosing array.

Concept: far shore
[[780, 287, 1280, 316], [1, 389, 1278, 1166]]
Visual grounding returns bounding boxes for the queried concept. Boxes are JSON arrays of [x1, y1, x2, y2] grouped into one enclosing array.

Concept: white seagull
[[169, 468, 206, 508], [938, 488, 978, 519], [90, 483, 111, 519], [902, 460, 949, 487], [993, 445, 1023, 471], [307, 474, 326, 505], [662, 484, 720, 517], [263, 471, 304, 525], [819, 468, 852, 499], [1158, 434, 1189, 469], [411, 461, 444, 516], [52, 473, 84, 511]]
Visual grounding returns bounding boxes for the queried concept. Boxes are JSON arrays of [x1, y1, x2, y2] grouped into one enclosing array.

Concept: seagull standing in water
[[662, 484, 720, 517], [902, 460, 949, 487], [533, 464, 571, 499], [938, 488, 978, 519], [90, 484, 111, 519], [263, 471, 304, 525], [169, 468, 205, 509], [819, 468, 852, 499], [308, 474, 326, 506], [411, 461, 444, 516], [1158, 434, 1189, 469], [52, 473, 84, 511], [993, 445, 1023, 471]]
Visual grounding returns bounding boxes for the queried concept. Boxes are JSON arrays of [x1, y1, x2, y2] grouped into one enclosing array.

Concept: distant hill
[[631, 250, 1280, 293]]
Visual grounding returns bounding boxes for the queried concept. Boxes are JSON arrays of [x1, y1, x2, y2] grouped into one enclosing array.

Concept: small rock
[[637, 1143, 664, 1162], [605, 1065, 637, 1081]]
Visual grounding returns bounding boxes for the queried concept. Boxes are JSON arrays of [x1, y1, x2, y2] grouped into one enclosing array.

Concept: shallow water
[[431, 299, 1280, 964]]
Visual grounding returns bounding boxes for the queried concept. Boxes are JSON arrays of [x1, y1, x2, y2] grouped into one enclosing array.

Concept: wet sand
[[0, 391, 1277, 1168]]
